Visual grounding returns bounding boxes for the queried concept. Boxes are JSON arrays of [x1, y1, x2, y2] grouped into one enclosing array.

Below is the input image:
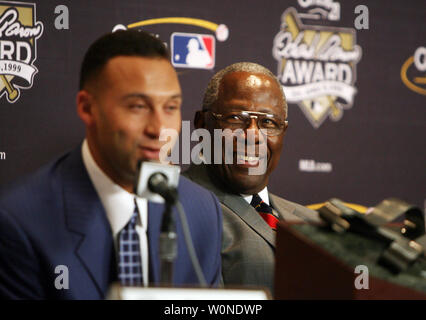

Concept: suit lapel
[[269, 193, 305, 222], [147, 201, 164, 284], [221, 193, 276, 247], [61, 147, 115, 298]]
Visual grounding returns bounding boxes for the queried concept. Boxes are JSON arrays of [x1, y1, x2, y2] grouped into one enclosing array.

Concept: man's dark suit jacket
[[184, 163, 320, 294], [0, 146, 222, 299]]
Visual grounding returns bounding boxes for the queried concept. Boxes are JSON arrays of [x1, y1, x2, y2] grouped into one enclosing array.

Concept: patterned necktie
[[118, 203, 143, 286], [250, 193, 280, 230]]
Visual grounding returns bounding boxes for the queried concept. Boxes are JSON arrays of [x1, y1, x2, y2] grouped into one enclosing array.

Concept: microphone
[[134, 161, 207, 286], [135, 161, 180, 204], [148, 172, 178, 204]]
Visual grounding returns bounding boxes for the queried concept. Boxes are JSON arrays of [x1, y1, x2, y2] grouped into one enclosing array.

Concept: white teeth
[[237, 154, 259, 162]]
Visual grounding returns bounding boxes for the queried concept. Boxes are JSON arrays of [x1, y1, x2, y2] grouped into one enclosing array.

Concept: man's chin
[[225, 169, 267, 195], [233, 182, 266, 195], [139, 158, 162, 164]]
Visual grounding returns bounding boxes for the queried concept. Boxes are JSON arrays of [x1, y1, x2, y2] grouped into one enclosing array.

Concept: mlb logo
[[171, 32, 215, 69]]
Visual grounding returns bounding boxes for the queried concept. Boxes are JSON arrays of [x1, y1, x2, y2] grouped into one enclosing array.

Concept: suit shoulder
[[0, 151, 71, 213], [178, 175, 221, 215], [179, 174, 216, 199], [270, 193, 320, 221]]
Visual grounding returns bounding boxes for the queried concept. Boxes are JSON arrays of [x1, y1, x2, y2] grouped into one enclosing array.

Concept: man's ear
[[76, 90, 95, 126], [194, 110, 205, 129]]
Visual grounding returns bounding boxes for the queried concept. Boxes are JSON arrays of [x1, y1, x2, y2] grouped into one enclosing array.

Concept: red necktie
[[250, 194, 280, 230]]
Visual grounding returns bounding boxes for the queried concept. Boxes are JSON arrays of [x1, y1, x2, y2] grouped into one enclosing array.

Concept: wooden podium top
[[274, 222, 426, 299]]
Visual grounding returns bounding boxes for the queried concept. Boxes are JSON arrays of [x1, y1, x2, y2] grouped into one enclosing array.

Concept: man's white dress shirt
[[242, 187, 270, 206], [81, 139, 149, 286]]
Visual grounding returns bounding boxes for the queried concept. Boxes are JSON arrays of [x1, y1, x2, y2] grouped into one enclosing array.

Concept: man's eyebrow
[[121, 93, 182, 100], [223, 103, 279, 115], [222, 103, 247, 110], [122, 93, 149, 101], [169, 94, 183, 100]]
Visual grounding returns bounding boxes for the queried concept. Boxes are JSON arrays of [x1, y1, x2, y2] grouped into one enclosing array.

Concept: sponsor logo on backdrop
[[272, 6, 362, 128], [298, 159, 332, 172], [171, 32, 215, 69], [0, 1, 43, 103], [113, 17, 228, 71], [401, 46, 426, 96]]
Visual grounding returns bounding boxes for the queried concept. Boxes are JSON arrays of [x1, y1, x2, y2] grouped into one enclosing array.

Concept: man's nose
[[144, 110, 164, 138], [245, 117, 265, 145]]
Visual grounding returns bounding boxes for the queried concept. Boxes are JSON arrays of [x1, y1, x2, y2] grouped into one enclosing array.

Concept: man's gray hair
[[202, 62, 287, 116]]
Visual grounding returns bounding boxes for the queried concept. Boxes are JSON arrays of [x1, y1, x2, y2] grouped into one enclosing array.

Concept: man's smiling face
[[203, 71, 287, 195]]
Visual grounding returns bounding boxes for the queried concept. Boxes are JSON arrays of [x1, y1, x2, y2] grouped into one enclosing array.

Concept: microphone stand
[[159, 194, 178, 286], [138, 166, 180, 286]]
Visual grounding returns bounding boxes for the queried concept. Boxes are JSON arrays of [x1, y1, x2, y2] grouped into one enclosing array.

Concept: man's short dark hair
[[79, 30, 169, 90]]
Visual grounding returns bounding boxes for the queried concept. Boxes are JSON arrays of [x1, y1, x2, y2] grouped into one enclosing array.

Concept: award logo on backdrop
[[0, 1, 43, 103], [112, 17, 228, 71], [272, 5, 362, 128], [401, 46, 426, 96]]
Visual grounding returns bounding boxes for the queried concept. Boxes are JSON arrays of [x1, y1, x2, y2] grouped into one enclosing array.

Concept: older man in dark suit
[[184, 62, 319, 294]]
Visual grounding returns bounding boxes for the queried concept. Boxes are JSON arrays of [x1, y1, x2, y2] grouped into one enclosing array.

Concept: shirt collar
[[81, 139, 138, 237], [243, 187, 270, 206]]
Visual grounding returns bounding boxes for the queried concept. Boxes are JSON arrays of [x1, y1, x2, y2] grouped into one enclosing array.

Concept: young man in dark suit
[[0, 30, 222, 299]]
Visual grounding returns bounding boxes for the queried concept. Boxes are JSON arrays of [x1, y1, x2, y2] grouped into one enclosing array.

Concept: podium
[[107, 284, 270, 300], [274, 221, 426, 299]]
